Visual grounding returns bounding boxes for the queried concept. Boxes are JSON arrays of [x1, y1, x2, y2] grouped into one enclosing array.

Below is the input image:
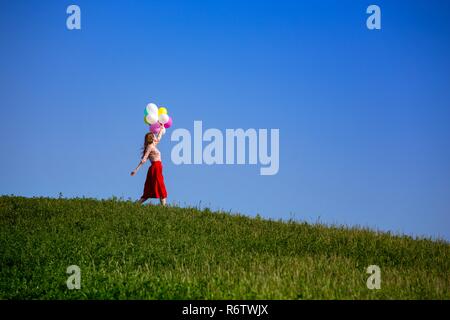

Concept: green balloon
[[144, 115, 150, 125]]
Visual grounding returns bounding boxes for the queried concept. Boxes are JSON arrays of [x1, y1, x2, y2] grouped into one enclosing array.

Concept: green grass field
[[0, 196, 449, 299]]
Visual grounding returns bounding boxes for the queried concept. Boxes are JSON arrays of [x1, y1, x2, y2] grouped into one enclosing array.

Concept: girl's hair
[[141, 132, 155, 158]]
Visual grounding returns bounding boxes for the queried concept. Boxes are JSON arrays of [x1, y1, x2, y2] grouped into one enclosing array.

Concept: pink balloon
[[164, 116, 172, 128], [150, 122, 161, 134]]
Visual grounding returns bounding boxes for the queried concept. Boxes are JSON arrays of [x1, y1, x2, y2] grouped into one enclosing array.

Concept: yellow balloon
[[158, 107, 168, 115]]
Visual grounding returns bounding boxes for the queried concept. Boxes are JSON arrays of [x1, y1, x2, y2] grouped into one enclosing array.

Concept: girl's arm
[[155, 125, 165, 144], [131, 161, 144, 176], [131, 146, 151, 176]]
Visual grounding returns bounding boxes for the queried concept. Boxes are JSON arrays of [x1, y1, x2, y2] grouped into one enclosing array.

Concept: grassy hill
[[0, 196, 449, 299]]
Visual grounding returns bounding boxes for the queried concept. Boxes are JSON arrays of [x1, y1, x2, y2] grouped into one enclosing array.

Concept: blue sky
[[1, 0, 449, 240]]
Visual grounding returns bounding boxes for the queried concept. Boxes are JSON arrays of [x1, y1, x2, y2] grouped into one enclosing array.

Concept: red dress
[[140, 142, 167, 199], [142, 161, 167, 199]]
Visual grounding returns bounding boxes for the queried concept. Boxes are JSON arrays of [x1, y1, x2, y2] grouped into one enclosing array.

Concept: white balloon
[[146, 103, 158, 116], [160, 126, 166, 135], [159, 113, 169, 124], [146, 113, 158, 124]]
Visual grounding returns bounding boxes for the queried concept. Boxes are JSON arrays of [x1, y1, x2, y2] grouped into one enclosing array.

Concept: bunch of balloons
[[144, 103, 173, 134]]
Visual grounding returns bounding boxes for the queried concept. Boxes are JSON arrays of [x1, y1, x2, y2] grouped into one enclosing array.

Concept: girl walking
[[131, 127, 167, 205]]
